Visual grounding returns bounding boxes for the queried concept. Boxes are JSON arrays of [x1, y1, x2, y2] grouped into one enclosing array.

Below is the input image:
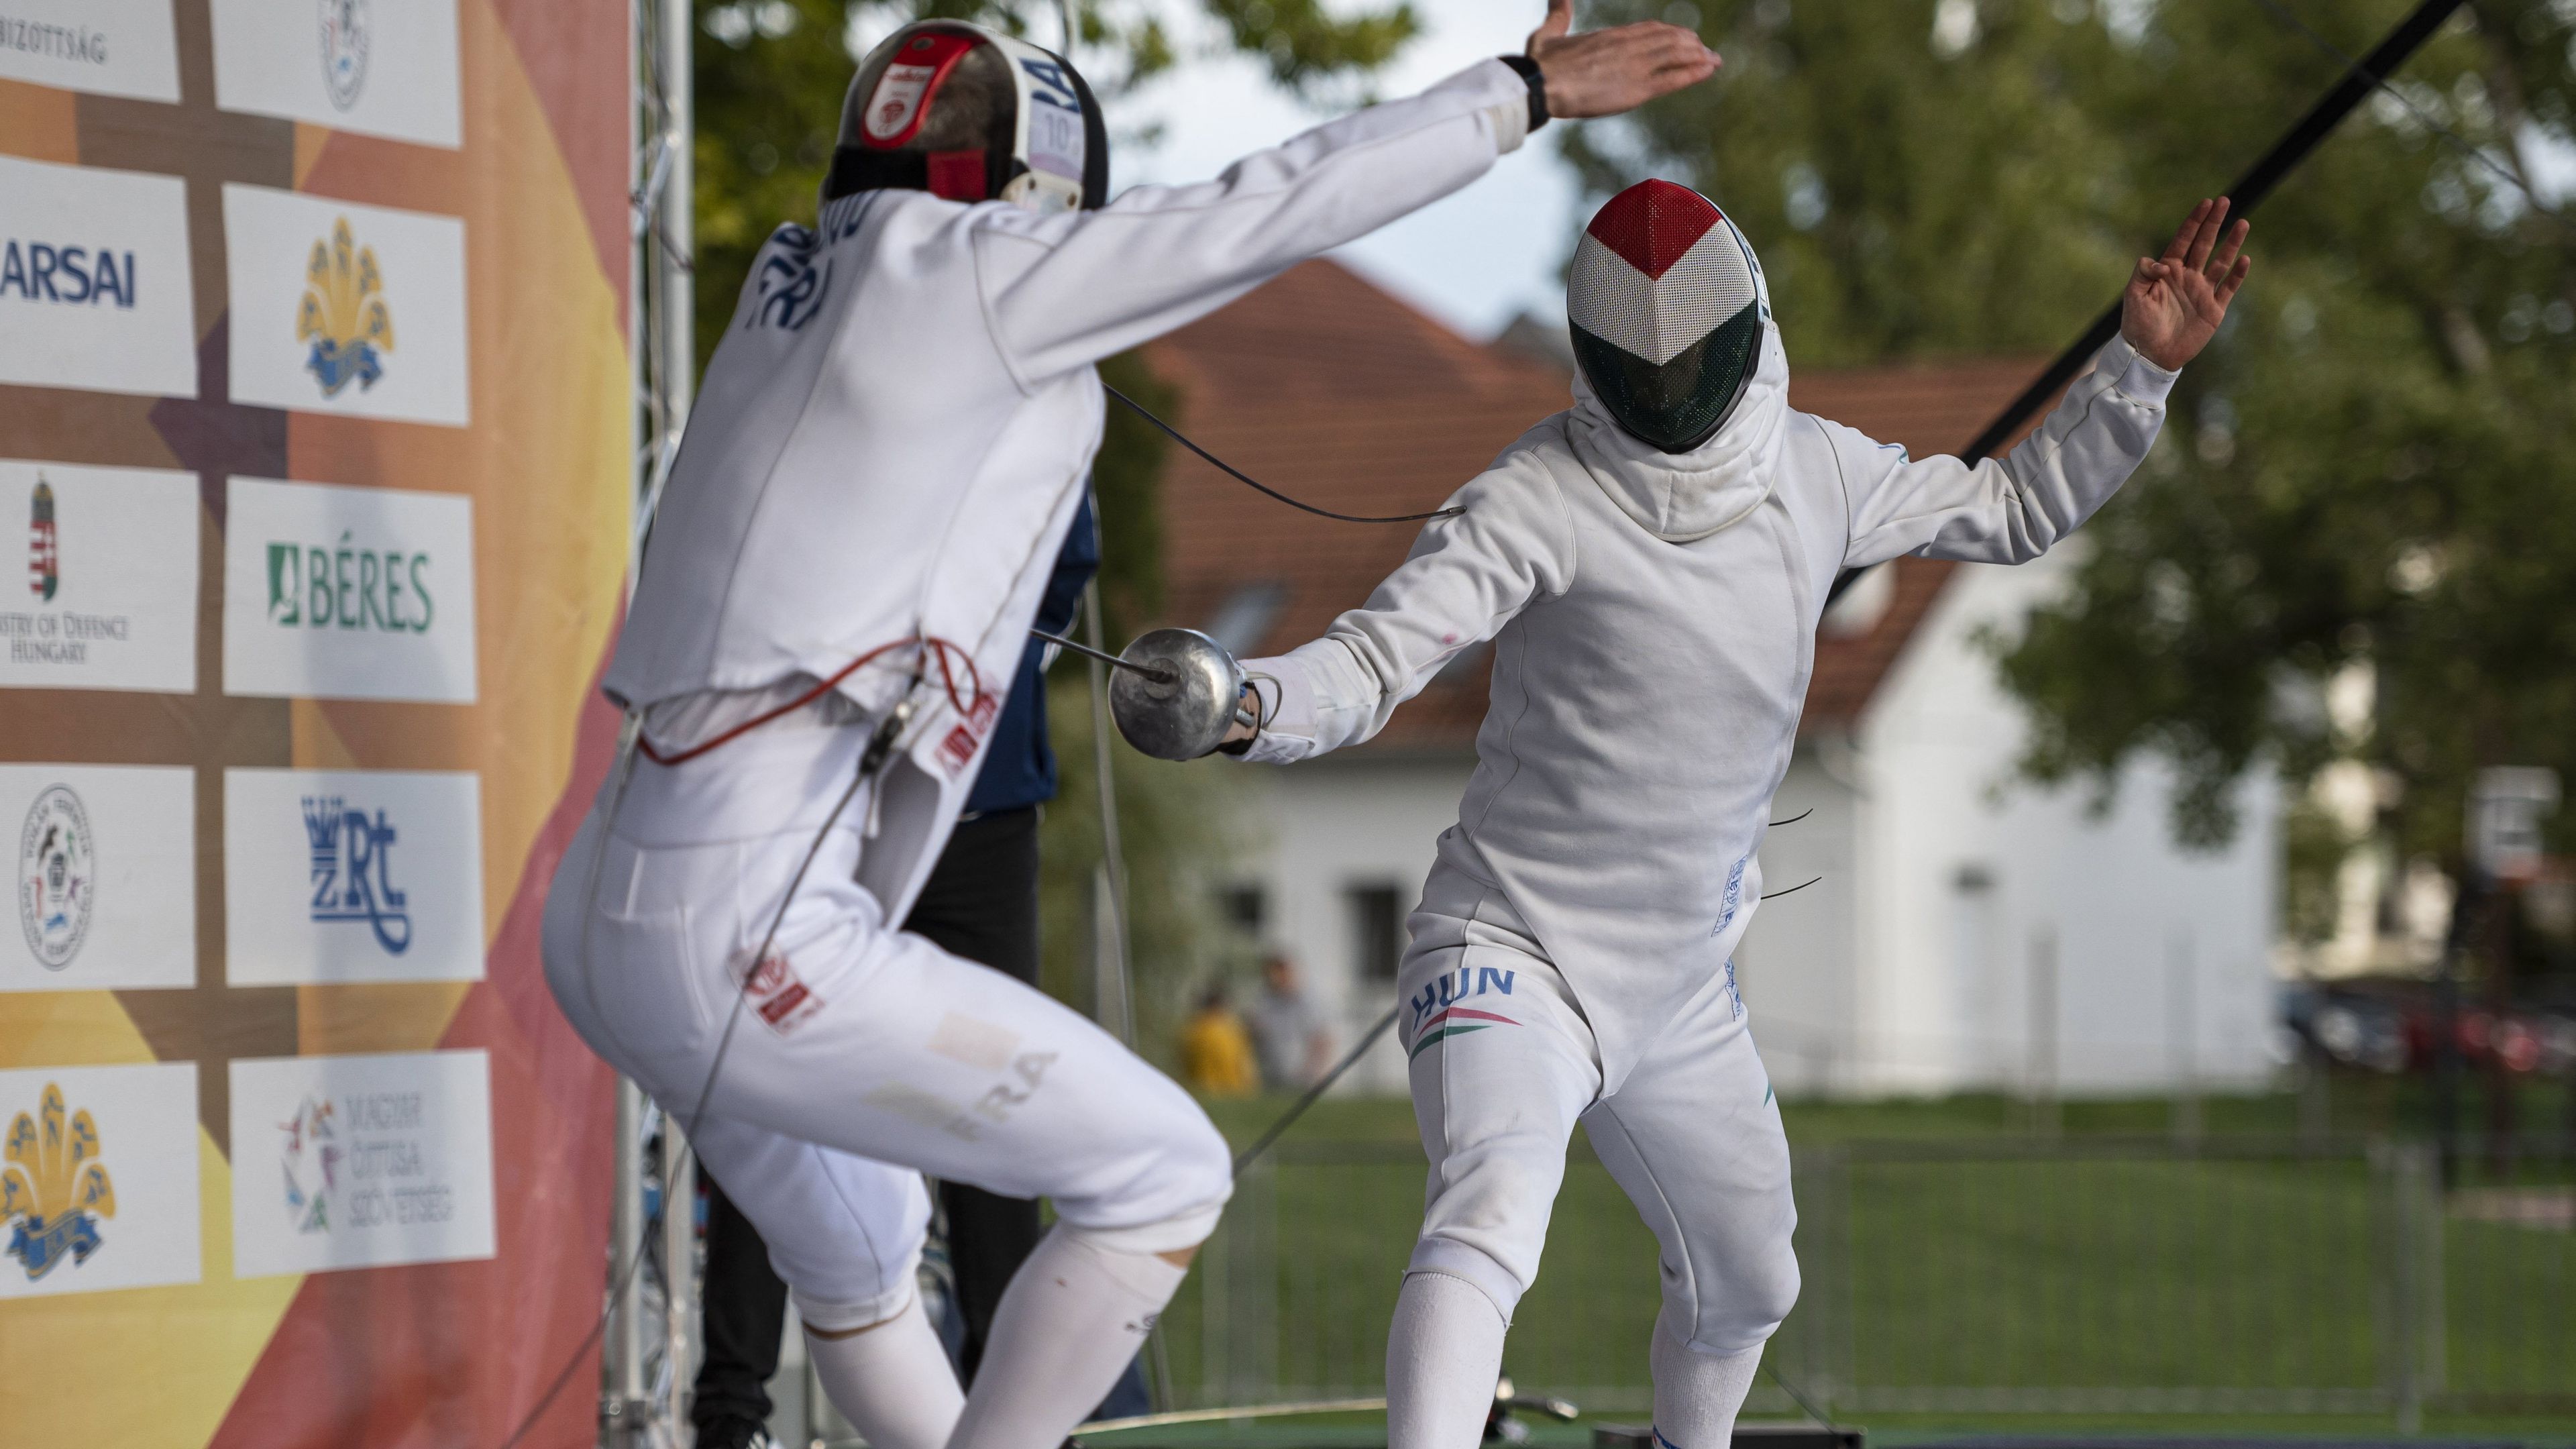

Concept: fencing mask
[[1568, 179, 1770, 453], [826, 21, 1108, 213]]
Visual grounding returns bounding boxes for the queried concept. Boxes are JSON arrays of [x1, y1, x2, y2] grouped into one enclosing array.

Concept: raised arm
[[973, 6, 1719, 384], [1228, 447, 1578, 765], [1839, 198, 2251, 569]]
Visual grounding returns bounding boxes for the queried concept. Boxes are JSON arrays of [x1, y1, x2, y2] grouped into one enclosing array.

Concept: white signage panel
[[229, 1049, 495, 1277], [0, 460, 199, 694], [0, 156, 197, 399], [0, 1061, 201, 1299], [221, 477, 477, 703], [221, 184, 468, 427], [0, 764, 195, 993], [225, 768, 484, 986], [0, 1, 181, 103], [210, 0, 462, 149]]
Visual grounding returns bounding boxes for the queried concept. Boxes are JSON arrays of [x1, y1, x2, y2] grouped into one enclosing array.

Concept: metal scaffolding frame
[[612, 0, 694, 1444]]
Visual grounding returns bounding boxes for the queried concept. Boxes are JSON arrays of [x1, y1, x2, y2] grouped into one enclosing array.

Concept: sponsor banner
[[0, 1, 181, 103], [221, 184, 468, 427], [0, 1061, 201, 1299], [210, 0, 461, 150], [224, 768, 483, 986], [229, 1049, 494, 1277], [0, 765, 193, 993], [0, 460, 199, 694], [0, 156, 197, 400], [220, 476, 476, 703]]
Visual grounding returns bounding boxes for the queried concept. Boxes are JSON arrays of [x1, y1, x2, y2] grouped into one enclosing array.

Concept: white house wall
[[1755, 553, 2282, 1098], [1728, 751, 1862, 1099], [1234, 751, 1479, 1094], [1233, 565, 2279, 1102]]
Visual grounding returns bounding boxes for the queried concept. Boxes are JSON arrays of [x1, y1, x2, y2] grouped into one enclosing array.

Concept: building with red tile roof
[[1143, 260, 2275, 1097]]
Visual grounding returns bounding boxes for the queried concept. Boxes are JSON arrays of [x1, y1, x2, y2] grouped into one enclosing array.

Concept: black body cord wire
[[1106, 383, 1462, 525]]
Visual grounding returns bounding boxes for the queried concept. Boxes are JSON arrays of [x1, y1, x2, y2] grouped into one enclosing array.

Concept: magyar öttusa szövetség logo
[[278, 1092, 339, 1234]]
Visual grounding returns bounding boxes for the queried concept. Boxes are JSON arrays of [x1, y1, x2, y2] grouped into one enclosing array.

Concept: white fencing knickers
[[1397, 863, 1799, 1356], [539, 720, 1230, 1332]]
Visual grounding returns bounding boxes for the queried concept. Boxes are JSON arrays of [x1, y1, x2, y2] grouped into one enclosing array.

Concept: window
[[1346, 883, 1405, 983], [1219, 883, 1267, 938]]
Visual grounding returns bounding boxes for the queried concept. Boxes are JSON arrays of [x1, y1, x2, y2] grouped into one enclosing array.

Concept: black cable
[[1231, 1005, 1401, 1175], [497, 702, 916, 1449], [1106, 384, 1465, 525], [1821, 0, 2470, 610], [1761, 875, 1824, 901]]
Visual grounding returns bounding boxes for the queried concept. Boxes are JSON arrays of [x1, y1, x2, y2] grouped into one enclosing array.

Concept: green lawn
[[1153, 1093, 2576, 1428]]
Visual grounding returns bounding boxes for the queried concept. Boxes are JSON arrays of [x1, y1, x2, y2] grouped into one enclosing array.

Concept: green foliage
[[1091, 349, 1175, 636], [1569, 0, 2576, 862]]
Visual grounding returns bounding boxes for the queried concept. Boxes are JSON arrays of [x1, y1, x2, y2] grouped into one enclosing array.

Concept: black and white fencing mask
[[825, 21, 1108, 213], [1568, 180, 1770, 453]]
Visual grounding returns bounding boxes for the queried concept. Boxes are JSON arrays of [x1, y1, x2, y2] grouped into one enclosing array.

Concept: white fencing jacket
[[604, 59, 1533, 924], [1237, 327, 2178, 1077]]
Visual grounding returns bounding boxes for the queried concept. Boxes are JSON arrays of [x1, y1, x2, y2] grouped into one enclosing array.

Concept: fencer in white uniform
[[539, 12, 1721, 1449], [1221, 185, 2252, 1446]]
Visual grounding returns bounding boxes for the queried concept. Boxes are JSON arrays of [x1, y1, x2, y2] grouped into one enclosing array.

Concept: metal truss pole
[[614, 0, 695, 1445]]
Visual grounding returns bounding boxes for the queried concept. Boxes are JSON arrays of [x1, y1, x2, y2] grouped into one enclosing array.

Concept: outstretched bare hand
[[2122, 198, 2252, 372], [1526, 0, 1721, 119]]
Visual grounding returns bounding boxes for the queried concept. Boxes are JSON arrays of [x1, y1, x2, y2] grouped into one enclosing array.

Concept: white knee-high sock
[[803, 1292, 965, 1449], [1648, 1310, 1763, 1449], [1386, 1270, 1510, 1449], [943, 1225, 1189, 1449]]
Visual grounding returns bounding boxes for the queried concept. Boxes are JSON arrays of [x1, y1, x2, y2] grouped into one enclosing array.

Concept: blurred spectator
[[1179, 987, 1258, 1096], [1246, 952, 1333, 1091]]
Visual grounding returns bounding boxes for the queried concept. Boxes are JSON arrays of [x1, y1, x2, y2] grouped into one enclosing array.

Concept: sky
[[1095, 0, 1594, 341]]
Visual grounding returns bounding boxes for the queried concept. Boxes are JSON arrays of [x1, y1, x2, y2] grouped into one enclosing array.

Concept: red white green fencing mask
[[1568, 180, 1768, 453]]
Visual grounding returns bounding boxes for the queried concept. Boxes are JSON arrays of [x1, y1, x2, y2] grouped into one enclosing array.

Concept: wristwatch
[[1499, 54, 1551, 133]]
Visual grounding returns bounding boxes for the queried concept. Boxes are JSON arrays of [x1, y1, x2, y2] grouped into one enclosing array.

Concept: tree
[[1568, 0, 2576, 944]]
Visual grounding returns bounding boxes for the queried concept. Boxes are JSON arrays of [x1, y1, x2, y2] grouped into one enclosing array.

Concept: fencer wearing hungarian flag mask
[[1567, 178, 1772, 453], [1208, 182, 2249, 1447], [540, 11, 1724, 1449]]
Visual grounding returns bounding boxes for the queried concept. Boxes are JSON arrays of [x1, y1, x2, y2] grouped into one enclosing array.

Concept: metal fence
[[1157, 1136, 2576, 1424]]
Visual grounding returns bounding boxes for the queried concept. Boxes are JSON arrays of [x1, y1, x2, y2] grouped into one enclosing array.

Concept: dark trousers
[[693, 807, 1136, 1443]]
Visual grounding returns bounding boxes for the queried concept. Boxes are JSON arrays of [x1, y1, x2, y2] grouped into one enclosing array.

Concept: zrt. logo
[[305, 796, 411, 955], [296, 216, 394, 397], [17, 785, 93, 971], [1, 1082, 115, 1281]]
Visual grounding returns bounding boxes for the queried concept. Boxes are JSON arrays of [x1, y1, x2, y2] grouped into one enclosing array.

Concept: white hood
[[1566, 323, 1790, 544]]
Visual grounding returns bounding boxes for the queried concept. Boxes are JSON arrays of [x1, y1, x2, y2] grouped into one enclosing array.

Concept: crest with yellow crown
[[1, 1082, 116, 1281], [296, 216, 397, 398]]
